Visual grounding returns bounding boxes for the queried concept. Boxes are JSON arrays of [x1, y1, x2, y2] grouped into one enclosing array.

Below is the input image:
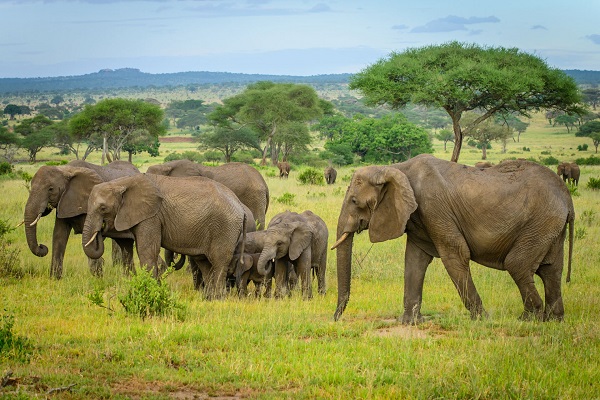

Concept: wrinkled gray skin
[[557, 162, 580, 186], [277, 162, 290, 179], [324, 166, 337, 184], [146, 159, 269, 230], [82, 174, 247, 299], [254, 210, 328, 299], [23, 160, 139, 279], [333, 154, 574, 323]]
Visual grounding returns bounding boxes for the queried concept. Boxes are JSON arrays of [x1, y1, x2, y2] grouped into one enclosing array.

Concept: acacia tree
[[69, 98, 165, 164], [349, 41, 584, 162], [0, 125, 21, 163], [577, 120, 600, 153], [198, 126, 260, 162], [209, 81, 326, 165]]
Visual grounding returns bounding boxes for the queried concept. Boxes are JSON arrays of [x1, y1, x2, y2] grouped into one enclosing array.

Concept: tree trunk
[[450, 115, 463, 163]]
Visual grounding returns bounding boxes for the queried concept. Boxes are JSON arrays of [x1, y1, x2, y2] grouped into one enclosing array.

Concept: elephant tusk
[[15, 220, 25, 228], [29, 213, 42, 227], [331, 232, 350, 250], [85, 231, 99, 247]]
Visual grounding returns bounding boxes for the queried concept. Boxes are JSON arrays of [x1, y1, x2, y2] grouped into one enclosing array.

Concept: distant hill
[[0, 68, 597, 94], [0, 68, 352, 94]]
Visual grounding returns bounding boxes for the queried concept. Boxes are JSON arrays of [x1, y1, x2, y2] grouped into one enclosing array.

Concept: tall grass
[[1, 113, 599, 398]]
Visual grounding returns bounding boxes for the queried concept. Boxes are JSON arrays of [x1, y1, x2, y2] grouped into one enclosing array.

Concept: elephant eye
[[351, 197, 358, 205]]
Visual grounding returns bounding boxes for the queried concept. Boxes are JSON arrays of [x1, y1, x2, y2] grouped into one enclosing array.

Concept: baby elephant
[[229, 253, 274, 297]]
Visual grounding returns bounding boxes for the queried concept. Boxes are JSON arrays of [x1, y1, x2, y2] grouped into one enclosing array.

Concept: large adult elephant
[[253, 210, 328, 299], [146, 159, 269, 230], [332, 155, 574, 323], [557, 162, 580, 186], [82, 174, 247, 298], [23, 160, 139, 279]]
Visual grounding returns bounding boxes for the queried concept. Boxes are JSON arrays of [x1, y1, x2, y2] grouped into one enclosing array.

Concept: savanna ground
[[1, 112, 600, 399]]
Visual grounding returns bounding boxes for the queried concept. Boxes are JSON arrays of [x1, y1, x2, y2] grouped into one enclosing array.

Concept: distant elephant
[[82, 174, 247, 298], [277, 162, 290, 179], [147, 159, 269, 230], [474, 161, 492, 169], [557, 162, 580, 186], [324, 166, 337, 184], [332, 155, 574, 323], [23, 160, 139, 279], [255, 210, 328, 299]]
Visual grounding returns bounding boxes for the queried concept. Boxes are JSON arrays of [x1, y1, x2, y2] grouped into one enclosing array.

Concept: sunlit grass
[[1, 113, 600, 398]]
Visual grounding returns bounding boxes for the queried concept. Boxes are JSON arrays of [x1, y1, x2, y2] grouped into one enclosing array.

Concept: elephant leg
[[274, 259, 290, 298], [536, 262, 564, 321], [134, 237, 161, 279], [401, 239, 433, 324], [316, 251, 327, 296], [114, 238, 135, 275], [50, 218, 72, 279], [296, 250, 313, 300], [504, 250, 544, 320], [188, 258, 205, 291]]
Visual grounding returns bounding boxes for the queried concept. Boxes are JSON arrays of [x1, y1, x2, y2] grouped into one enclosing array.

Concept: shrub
[[0, 313, 33, 363], [580, 210, 595, 226], [297, 168, 325, 185], [575, 227, 586, 241], [275, 192, 296, 206], [231, 151, 256, 165], [586, 177, 600, 190], [576, 156, 600, 165], [0, 219, 23, 279], [540, 156, 559, 165], [203, 150, 222, 164], [119, 268, 185, 320], [164, 151, 204, 163], [567, 183, 579, 197], [522, 147, 531, 152], [44, 160, 68, 166], [577, 143, 589, 151], [0, 162, 13, 175], [540, 150, 552, 155]]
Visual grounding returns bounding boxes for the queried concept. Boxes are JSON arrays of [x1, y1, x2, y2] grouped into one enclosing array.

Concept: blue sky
[[1, 0, 599, 78]]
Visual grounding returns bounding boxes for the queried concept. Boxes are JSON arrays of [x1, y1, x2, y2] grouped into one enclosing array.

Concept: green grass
[[1, 113, 600, 398]]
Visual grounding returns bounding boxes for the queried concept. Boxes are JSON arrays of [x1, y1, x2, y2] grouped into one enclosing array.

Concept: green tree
[[577, 120, 600, 153], [198, 126, 260, 163], [3, 104, 30, 120], [554, 114, 579, 133], [0, 125, 21, 163], [69, 98, 165, 164], [14, 115, 56, 162], [210, 81, 327, 165], [312, 114, 349, 141], [498, 114, 529, 142], [349, 41, 584, 162], [274, 121, 312, 162], [463, 112, 513, 160], [582, 88, 600, 110], [434, 129, 454, 152]]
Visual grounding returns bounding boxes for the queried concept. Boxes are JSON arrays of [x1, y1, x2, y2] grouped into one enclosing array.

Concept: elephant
[[474, 161, 492, 169], [82, 173, 247, 298], [277, 162, 290, 179], [324, 166, 337, 184], [557, 162, 580, 186], [23, 160, 139, 279], [332, 154, 574, 323], [146, 159, 269, 230], [254, 210, 328, 299], [228, 252, 274, 297]]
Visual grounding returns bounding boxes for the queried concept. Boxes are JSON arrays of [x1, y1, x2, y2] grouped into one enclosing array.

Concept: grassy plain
[[1, 113, 600, 399]]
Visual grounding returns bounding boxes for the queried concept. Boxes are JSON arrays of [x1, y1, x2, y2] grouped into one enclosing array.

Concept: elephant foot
[[469, 307, 489, 321], [400, 312, 425, 325], [518, 310, 544, 322]]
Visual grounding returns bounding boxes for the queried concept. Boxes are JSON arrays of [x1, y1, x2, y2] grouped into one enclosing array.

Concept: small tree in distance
[[349, 41, 585, 162], [577, 120, 600, 153]]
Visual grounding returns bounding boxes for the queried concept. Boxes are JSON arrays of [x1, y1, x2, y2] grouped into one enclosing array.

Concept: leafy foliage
[[350, 41, 584, 162], [587, 177, 600, 190], [164, 151, 204, 163], [0, 313, 33, 363], [297, 168, 325, 185], [119, 268, 185, 320], [274, 192, 296, 206]]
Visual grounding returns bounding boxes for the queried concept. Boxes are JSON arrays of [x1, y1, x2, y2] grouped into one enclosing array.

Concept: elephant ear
[[289, 224, 312, 261], [368, 167, 417, 243], [146, 163, 174, 176], [114, 175, 162, 231], [57, 167, 104, 218]]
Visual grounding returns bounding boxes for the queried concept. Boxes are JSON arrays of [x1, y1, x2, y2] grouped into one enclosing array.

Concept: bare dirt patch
[[111, 379, 247, 399], [160, 136, 195, 143]]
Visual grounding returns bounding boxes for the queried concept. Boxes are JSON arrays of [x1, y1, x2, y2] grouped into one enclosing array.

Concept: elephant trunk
[[24, 198, 50, 257], [333, 205, 356, 321], [257, 247, 275, 276], [82, 219, 104, 259]]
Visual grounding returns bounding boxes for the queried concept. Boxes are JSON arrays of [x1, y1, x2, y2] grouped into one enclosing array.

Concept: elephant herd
[[24, 155, 576, 323]]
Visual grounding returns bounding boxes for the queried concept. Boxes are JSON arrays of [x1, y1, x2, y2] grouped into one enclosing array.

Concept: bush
[[119, 268, 185, 320], [540, 156, 559, 165], [587, 177, 600, 190], [0, 162, 14, 175], [275, 192, 296, 206], [44, 160, 68, 166], [297, 168, 325, 185], [540, 150, 552, 155], [567, 183, 579, 197], [203, 150, 222, 164], [577, 143, 589, 151], [522, 147, 531, 152], [231, 151, 256, 165], [575, 156, 600, 165], [164, 151, 204, 163], [0, 219, 23, 279], [0, 313, 33, 363]]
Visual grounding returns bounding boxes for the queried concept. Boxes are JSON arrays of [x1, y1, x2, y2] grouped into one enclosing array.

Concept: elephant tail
[[567, 212, 574, 283]]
